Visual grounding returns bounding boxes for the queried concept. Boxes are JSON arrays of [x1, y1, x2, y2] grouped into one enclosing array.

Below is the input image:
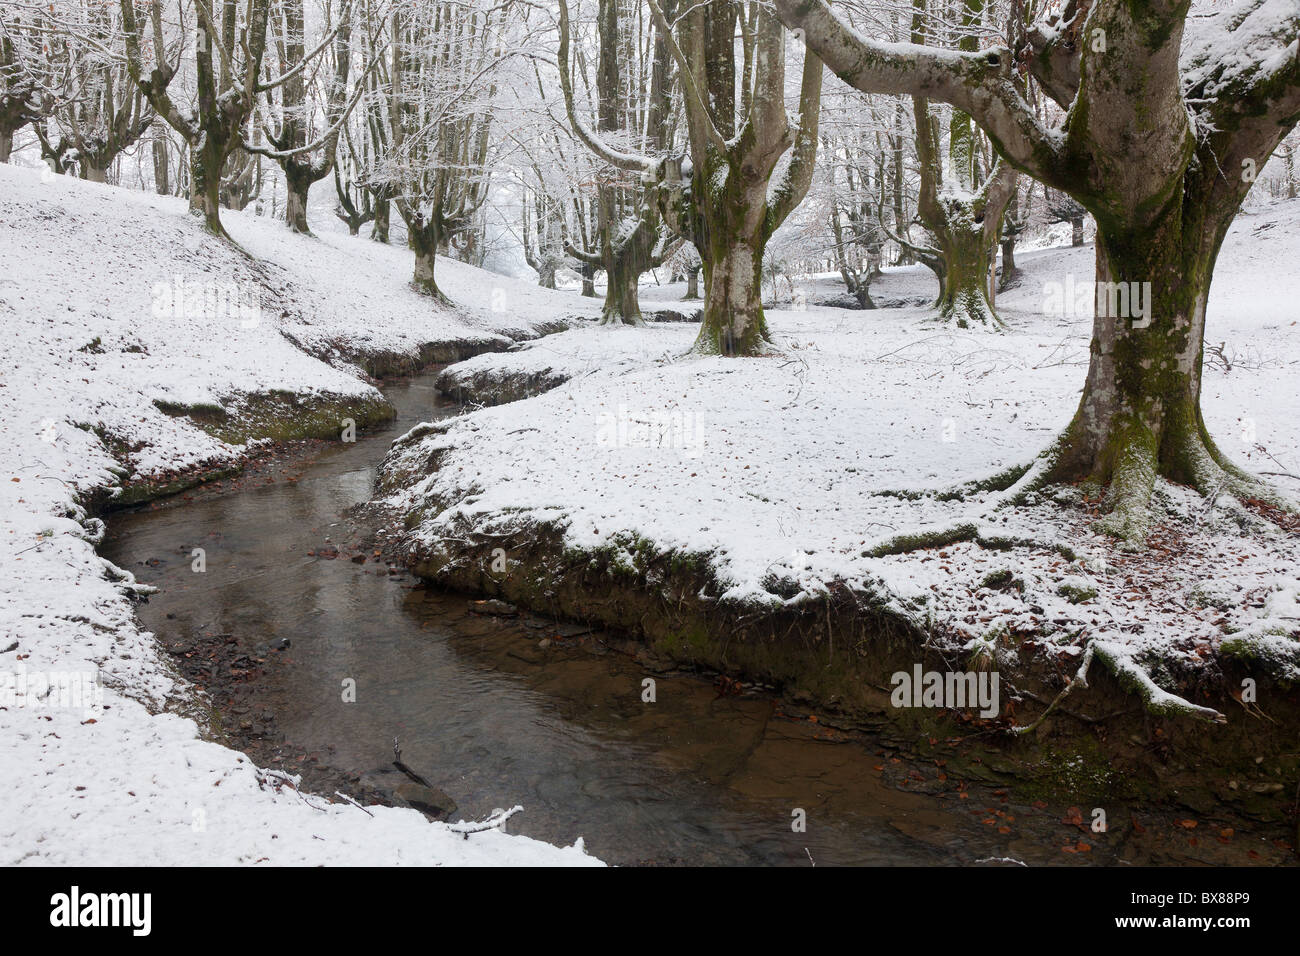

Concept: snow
[[438, 322, 697, 403], [1182, 0, 1300, 103], [0, 165, 601, 865], [384, 198, 1300, 705]]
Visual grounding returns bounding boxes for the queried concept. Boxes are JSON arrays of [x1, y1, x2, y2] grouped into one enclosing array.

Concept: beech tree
[[120, 0, 272, 237], [559, 0, 824, 354], [905, 82, 1017, 326], [378, 0, 509, 298], [556, 0, 678, 325], [251, 0, 356, 233], [12, 3, 156, 181], [778, 0, 1300, 542], [521, 183, 566, 288], [0, 13, 42, 163], [819, 125, 887, 307], [895, 0, 1018, 328], [334, 120, 377, 234]]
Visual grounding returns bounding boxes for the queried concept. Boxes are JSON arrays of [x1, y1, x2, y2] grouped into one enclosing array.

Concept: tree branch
[[773, 0, 1064, 188]]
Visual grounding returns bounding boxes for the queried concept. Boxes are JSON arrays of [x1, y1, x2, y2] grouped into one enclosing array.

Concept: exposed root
[[864, 520, 981, 558], [1014, 641, 1226, 729], [1012, 642, 1094, 734], [598, 312, 646, 327], [856, 413, 1296, 561], [1091, 641, 1226, 724], [1095, 432, 1158, 545], [937, 286, 1006, 331], [870, 458, 1037, 503], [862, 438, 1071, 558], [1189, 432, 1297, 515]]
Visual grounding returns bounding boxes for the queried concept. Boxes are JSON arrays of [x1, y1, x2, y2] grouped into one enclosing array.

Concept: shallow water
[[102, 373, 1263, 866]]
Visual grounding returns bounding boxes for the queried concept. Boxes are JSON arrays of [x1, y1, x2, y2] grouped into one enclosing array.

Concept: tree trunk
[[599, 242, 644, 324], [1072, 217, 1085, 247], [684, 265, 700, 300], [0, 131, 12, 163], [696, 225, 769, 356], [935, 222, 998, 328], [1044, 201, 1244, 539], [581, 263, 596, 297], [409, 222, 444, 299], [190, 140, 227, 237], [83, 164, 108, 184], [371, 198, 390, 243], [285, 165, 312, 234], [999, 235, 1017, 290], [152, 136, 170, 195]]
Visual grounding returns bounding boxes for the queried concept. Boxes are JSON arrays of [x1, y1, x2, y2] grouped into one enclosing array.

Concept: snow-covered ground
[[0, 165, 600, 865], [384, 199, 1300, 703]]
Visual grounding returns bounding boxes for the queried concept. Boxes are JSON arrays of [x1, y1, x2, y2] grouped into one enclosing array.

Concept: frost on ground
[[385, 200, 1300, 717], [0, 166, 600, 865], [437, 322, 697, 406]]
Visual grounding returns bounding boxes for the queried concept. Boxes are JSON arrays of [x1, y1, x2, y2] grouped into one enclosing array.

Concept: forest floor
[[382, 203, 1300, 740], [0, 164, 601, 864]]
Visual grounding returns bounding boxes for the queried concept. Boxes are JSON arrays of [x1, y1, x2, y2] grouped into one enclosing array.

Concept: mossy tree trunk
[[696, 185, 771, 353], [285, 164, 314, 234], [778, 0, 1300, 540], [559, 0, 675, 326], [907, 0, 1016, 329], [408, 218, 445, 300], [189, 133, 228, 235], [371, 196, 389, 242], [1046, 160, 1276, 538], [664, 2, 822, 355], [121, 0, 271, 240], [598, 221, 651, 324]]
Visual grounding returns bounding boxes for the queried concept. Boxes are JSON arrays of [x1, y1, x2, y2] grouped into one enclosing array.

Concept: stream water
[[101, 371, 1267, 866]]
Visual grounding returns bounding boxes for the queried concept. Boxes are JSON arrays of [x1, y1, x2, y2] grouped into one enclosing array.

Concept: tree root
[[862, 439, 1069, 558], [870, 458, 1038, 503], [1095, 432, 1158, 545], [598, 312, 646, 327], [1091, 641, 1226, 724], [1185, 430, 1297, 516], [1010, 641, 1226, 731], [1012, 643, 1094, 734], [937, 288, 1007, 331]]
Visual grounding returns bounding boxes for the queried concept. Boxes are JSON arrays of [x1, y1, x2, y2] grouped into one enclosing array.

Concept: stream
[[101, 370, 1266, 866]]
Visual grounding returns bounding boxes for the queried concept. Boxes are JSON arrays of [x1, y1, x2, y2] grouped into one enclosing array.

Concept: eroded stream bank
[[102, 371, 1296, 866]]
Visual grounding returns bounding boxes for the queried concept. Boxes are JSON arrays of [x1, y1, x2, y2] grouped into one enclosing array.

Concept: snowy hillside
[[0, 165, 600, 865], [382, 198, 1300, 711]]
